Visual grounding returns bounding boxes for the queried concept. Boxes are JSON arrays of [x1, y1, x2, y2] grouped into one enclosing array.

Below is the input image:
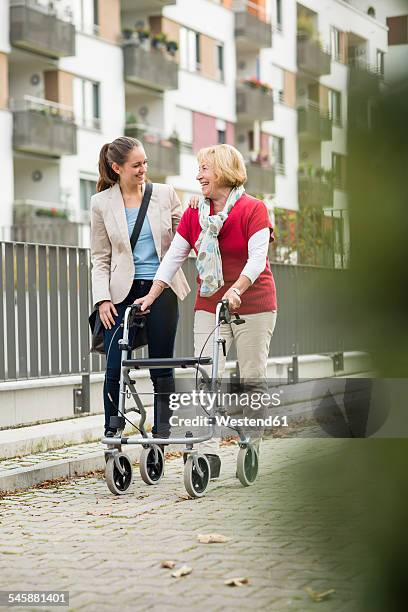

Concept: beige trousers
[[194, 309, 277, 453]]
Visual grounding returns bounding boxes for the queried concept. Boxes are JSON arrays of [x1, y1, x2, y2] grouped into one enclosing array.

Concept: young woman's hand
[[133, 293, 156, 312], [98, 300, 118, 330], [188, 195, 200, 209]]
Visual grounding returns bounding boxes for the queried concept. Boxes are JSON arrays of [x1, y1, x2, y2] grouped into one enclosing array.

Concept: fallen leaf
[[197, 533, 231, 544], [175, 494, 191, 503], [161, 560, 176, 569], [171, 565, 192, 578], [165, 451, 182, 460], [224, 577, 249, 587], [220, 437, 239, 447], [305, 587, 336, 602]]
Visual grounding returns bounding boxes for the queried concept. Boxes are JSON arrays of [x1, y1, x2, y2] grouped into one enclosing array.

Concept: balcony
[[245, 162, 275, 196], [348, 56, 381, 95], [12, 97, 77, 157], [234, 5, 272, 51], [125, 125, 180, 177], [11, 200, 84, 247], [236, 82, 274, 123], [121, 0, 176, 8], [123, 42, 178, 91], [10, 0, 75, 59], [298, 175, 333, 209], [297, 35, 331, 77], [298, 102, 332, 142]]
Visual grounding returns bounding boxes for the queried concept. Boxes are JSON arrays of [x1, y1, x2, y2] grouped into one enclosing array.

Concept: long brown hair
[[97, 136, 143, 192]]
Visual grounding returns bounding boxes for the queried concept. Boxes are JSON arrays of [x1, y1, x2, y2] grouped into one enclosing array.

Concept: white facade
[[0, 0, 404, 246]]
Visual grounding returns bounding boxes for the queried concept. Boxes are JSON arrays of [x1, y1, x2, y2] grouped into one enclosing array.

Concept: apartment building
[[0, 0, 399, 251]]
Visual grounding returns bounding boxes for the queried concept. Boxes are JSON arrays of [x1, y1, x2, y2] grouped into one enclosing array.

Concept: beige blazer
[[90, 182, 190, 307]]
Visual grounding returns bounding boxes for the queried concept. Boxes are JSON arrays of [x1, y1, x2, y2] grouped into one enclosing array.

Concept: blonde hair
[[197, 144, 247, 188]]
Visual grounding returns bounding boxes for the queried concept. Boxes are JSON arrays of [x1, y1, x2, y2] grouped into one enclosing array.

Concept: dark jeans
[[103, 279, 179, 436]]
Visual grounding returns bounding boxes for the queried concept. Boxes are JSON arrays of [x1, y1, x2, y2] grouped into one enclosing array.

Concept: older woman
[[90, 136, 189, 440], [135, 144, 277, 478]]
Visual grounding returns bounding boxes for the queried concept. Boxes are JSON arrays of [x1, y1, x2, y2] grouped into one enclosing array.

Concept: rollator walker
[[102, 299, 260, 498]]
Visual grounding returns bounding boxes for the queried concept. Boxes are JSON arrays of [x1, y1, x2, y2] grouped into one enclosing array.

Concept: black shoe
[[205, 454, 221, 480], [104, 429, 116, 438], [182, 453, 221, 479]]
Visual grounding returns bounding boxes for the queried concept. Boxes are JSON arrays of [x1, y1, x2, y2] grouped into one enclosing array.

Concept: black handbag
[[89, 183, 153, 354]]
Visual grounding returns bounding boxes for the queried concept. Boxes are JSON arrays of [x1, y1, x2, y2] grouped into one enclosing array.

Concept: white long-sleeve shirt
[[154, 228, 270, 286]]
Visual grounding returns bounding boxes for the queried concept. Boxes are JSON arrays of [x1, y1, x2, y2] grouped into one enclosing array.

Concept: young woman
[[90, 136, 189, 439], [135, 144, 278, 478]]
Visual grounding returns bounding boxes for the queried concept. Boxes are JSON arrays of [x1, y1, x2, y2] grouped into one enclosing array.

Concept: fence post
[[78, 248, 90, 413]]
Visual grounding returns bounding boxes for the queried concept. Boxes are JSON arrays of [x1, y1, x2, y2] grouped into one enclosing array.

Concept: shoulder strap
[[129, 182, 153, 252]]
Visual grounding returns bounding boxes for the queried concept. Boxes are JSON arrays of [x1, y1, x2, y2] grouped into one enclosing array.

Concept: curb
[[0, 444, 142, 494]]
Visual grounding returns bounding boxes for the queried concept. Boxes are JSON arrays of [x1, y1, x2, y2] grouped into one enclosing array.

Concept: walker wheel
[[183, 454, 210, 498], [236, 445, 259, 487], [139, 445, 165, 485], [105, 453, 133, 495]]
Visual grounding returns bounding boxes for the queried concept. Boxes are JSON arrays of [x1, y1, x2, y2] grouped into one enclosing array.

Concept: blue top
[[125, 208, 160, 279]]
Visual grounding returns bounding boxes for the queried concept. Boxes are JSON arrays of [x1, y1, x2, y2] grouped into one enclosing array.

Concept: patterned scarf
[[195, 186, 245, 297]]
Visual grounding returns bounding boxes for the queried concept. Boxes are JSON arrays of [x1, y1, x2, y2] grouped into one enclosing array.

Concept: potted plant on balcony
[[35, 207, 69, 220], [166, 40, 179, 56], [122, 28, 134, 40], [297, 15, 315, 40], [137, 28, 150, 41], [152, 32, 167, 50], [243, 77, 271, 94]]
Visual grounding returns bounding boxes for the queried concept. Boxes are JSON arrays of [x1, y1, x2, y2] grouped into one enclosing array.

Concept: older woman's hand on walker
[[222, 288, 241, 312], [134, 280, 168, 312], [99, 300, 118, 330]]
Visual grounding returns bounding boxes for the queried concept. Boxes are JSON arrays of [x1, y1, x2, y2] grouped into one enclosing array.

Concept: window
[[332, 153, 346, 189], [80, 178, 97, 211], [93, 0, 99, 32], [217, 129, 226, 144], [195, 32, 201, 70], [376, 50, 385, 77], [331, 27, 341, 61], [276, 0, 282, 30], [92, 83, 100, 121], [273, 136, 285, 173], [76, 78, 101, 130], [180, 28, 201, 73], [329, 89, 342, 127], [216, 43, 224, 81]]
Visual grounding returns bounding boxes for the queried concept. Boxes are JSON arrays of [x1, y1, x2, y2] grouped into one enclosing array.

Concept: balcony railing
[[10, 0, 75, 58], [233, 1, 272, 51], [11, 96, 77, 157], [298, 176, 334, 209], [297, 35, 331, 77], [125, 124, 180, 177], [298, 101, 332, 142], [123, 42, 178, 91], [348, 56, 382, 93], [245, 162, 275, 196], [126, 0, 176, 8], [236, 82, 274, 122]]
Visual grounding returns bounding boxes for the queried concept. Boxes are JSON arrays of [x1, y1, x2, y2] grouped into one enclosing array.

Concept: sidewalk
[[0, 438, 369, 611]]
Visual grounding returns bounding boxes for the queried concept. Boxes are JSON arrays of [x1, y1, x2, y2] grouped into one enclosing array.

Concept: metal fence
[[0, 241, 354, 390]]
